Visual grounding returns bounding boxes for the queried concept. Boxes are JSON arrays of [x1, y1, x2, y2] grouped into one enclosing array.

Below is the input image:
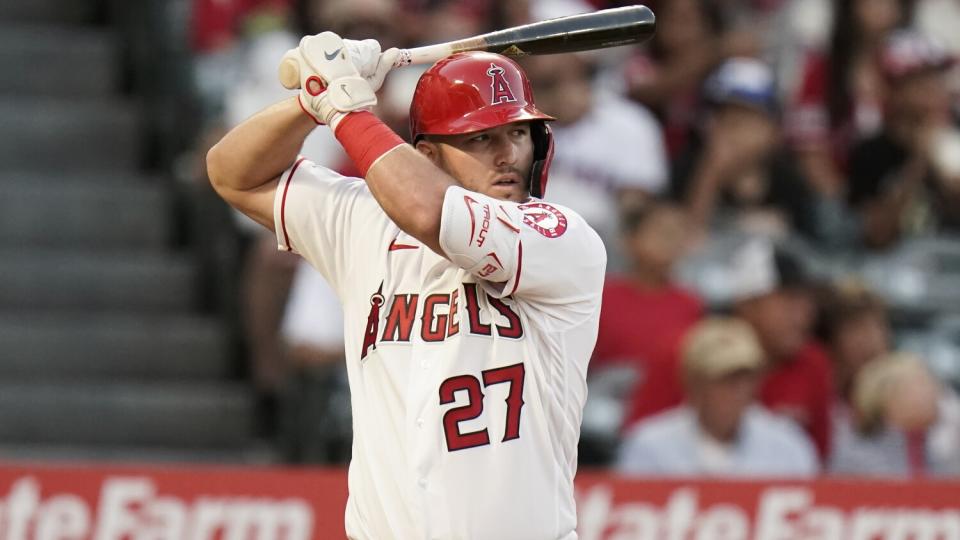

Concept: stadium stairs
[[0, 0, 265, 462]]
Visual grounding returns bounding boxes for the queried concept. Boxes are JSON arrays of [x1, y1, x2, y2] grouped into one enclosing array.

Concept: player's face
[[417, 122, 535, 203]]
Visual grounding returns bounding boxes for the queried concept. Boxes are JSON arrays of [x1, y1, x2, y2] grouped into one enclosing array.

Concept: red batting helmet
[[409, 52, 556, 198]]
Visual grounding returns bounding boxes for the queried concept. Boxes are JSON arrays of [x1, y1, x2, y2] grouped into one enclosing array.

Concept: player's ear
[[415, 139, 441, 165]]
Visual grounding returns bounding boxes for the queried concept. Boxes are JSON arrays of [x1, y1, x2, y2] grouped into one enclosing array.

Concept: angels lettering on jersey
[[360, 282, 522, 360]]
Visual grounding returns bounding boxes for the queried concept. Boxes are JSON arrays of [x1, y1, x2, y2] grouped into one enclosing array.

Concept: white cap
[[728, 237, 778, 301], [727, 237, 810, 303]]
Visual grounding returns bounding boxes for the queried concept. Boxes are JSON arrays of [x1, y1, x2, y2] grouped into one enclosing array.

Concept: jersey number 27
[[439, 363, 525, 452]]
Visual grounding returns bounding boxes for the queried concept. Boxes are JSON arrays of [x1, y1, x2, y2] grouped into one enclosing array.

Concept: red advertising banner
[[574, 474, 960, 539], [0, 464, 346, 540], [0, 463, 957, 539]]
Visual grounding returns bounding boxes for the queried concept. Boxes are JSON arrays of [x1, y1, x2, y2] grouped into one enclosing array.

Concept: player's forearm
[[365, 145, 454, 254], [332, 112, 454, 254], [207, 97, 316, 192]]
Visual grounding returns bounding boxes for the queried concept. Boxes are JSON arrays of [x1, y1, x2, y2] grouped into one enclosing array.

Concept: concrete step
[[0, 381, 256, 448], [0, 312, 230, 380], [0, 178, 171, 249], [0, 24, 116, 96], [0, 249, 197, 312], [0, 0, 101, 25], [0, 96, 140, 171]]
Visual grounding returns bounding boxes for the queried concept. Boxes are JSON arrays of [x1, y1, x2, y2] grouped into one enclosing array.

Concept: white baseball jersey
[[274, 156, 606, 540]]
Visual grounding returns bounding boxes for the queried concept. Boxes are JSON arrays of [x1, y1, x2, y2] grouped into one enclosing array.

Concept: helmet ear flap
[[528, 121, 554, 198]]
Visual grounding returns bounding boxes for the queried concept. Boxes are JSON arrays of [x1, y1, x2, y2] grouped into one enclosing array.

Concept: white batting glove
[[283, 32, 377, 128], [342, 39, 402, 92]]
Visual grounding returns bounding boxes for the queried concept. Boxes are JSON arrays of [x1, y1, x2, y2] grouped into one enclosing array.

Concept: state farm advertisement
[[0, 465, 345, 540], [0, 464, 957, 539], [574, 476, 960, 540]]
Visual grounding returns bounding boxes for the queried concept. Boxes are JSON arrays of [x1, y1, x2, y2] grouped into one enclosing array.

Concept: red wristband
[[334, 111, 405, 176]]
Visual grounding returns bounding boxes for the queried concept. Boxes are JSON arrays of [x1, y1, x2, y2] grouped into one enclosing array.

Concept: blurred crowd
[[186, 0, 960, 477]]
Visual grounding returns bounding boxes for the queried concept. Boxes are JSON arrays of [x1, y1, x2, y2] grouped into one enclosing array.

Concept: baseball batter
[[207, 32, 605, 540]]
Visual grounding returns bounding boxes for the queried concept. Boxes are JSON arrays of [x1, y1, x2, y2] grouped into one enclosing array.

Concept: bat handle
[[278, 48, 416, 90]]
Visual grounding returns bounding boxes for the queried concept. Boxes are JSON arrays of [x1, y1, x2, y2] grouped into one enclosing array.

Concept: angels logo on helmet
[[486, 63, 518, 105]]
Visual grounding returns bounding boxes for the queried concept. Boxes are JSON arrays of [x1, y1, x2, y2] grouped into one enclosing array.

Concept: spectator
[[817, 280, 960, 477], [672, 58, 821, 241], [277, 261, 352, 464], [591, 201, 703, 431], [831, 352, 960, 476], [729, 0, 822, 46], [487, 0, 534, 31], [616, 317, 818, 477], [729, 238, 835, 461], [295, 0, 396, 40], [788, 0, 912, 202], [914, 0, 960, 59], [625, 0, 759, 158], [766, 0, 833, 101], [406, 0, 490, 44], [191, 0, 294, 118], [848, 31, 960, 250], [523, 53, 669, 260], [817, 280, 891, 403]]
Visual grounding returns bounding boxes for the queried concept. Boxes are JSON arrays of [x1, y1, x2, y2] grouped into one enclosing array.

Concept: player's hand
[[342, 39, 402, 92], [282, 32, 378, 127]]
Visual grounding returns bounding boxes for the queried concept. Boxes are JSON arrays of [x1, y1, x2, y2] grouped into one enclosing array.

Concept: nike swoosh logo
[[324, 48, 342, 61], [388, 239, 419, 251], [463, 195, 481, 245], [340, 83, 350, 98]]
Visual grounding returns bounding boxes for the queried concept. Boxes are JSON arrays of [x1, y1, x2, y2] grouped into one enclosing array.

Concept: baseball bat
[[279, 5, 655, 89]]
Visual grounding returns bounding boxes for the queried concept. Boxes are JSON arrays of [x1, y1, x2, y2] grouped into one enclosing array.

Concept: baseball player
[[207, 32, 606, 540]]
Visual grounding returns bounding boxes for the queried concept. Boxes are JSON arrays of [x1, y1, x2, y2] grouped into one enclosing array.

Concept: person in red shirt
[[591, 200, 703, 432], [728, 238, 835, 461], [612, 235, 835, 462]]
